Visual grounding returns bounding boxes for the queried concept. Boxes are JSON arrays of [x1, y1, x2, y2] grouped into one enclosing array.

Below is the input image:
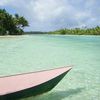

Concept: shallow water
[[0, 35, 100, 100]]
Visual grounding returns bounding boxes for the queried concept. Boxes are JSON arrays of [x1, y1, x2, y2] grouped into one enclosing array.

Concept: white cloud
[[0, 0, 100, 31], [0, 0, 9, 6], [33, 0, 66, 21]]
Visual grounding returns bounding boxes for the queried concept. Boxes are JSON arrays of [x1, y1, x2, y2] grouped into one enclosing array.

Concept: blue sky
[[0, 0, 100, 31]]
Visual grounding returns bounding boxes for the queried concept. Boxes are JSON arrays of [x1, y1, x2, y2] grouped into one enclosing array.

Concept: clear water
[[0, 35, 100, 100]]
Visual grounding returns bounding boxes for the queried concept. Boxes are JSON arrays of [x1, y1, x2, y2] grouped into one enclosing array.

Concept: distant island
[[25, 31, 48, 34], [48, 26, 100, 35], [0, 9, 100, 36], [25, 26, 100, 35]]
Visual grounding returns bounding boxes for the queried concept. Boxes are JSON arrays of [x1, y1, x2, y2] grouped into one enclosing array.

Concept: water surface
[[0, 35, 100, 100]]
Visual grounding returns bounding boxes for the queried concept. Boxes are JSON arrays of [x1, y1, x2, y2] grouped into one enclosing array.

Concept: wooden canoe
[[0, 67, 72, 100]]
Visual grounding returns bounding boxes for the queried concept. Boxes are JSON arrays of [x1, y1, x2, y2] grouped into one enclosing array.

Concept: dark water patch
[[19, 87, 84, 100]]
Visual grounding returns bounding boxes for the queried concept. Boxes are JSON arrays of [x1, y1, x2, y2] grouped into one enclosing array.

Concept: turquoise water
[[0, 35, 100, 100]]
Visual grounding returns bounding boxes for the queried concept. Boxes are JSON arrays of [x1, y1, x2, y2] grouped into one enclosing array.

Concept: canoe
[[0, 67, 72, 100]]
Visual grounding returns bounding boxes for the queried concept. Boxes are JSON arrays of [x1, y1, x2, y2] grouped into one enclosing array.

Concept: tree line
[[49, 26, 100, 35], [0, 9, 28, 35]]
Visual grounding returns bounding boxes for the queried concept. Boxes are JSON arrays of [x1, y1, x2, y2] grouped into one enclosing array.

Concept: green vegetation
[[0, 9, 28, 35], [49, 26, 100, 35]]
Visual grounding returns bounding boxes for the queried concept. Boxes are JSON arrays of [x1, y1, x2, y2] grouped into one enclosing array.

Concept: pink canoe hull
[[0, 67, 72, 99]]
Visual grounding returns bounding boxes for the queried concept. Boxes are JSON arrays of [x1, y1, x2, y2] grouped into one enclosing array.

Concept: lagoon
[[0, 35, 100, 100]]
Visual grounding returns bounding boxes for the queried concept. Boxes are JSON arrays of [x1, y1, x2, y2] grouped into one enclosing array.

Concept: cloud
[[0, 0, 100, 31], [34, 0, 64, 21], [0, 0, 11, 6]]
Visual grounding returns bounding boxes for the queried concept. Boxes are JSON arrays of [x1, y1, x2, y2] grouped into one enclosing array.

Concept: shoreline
[[0, 35, 23, 38], [0, 34, 100, 38]]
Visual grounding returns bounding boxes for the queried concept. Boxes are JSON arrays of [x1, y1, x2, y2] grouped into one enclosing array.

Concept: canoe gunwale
[[0, 66, 72, 78]]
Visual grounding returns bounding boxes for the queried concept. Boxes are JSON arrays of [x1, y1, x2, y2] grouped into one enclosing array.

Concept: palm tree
[[0, 9, 29, 35]]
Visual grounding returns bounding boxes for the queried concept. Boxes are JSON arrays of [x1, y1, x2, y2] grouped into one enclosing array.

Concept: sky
[[0, 0, 100, 31]]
